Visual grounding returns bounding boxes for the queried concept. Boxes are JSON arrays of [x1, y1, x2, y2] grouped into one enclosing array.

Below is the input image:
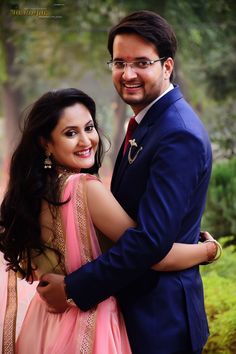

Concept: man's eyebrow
[[113, 56, 151, 61]]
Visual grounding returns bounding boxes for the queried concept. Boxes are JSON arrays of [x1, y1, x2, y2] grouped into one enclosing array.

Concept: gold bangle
[[204, 239, 222, 263]]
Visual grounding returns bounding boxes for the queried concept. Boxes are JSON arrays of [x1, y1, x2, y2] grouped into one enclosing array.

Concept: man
[[39, 11, 212, 354]]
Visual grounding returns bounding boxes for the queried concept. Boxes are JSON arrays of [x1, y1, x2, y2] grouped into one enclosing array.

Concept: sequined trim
[[75, 174, 97, 353], [51, 173, 72, 274], [80, 309, 97, 354], [52, 215, 66, 274], [2, 270, 17, 354], [75, 174, 94, 264]]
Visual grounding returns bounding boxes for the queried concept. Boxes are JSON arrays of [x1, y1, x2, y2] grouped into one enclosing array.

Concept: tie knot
[[127, 117, 138, 134]]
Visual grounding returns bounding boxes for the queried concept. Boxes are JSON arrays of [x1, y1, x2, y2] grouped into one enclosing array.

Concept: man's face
[[111, 33, 173, 115]]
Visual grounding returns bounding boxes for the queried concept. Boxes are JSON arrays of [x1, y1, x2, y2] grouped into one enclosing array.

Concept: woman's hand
[[37, 273, 69, 313], [200, 230, 214, 242], [200, 231, 222, 263]]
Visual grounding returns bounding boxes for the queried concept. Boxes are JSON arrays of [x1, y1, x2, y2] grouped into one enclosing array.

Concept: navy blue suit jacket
[[65, 86, 212, 354]]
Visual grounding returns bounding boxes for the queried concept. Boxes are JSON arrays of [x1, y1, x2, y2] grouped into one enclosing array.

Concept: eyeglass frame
[[107, 57, 166, 71]]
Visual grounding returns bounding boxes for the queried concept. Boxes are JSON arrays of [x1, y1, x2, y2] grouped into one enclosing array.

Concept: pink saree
[[3, 173, 131, 354]]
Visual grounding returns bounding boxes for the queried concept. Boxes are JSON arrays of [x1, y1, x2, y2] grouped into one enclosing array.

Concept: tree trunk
[[2, 80, 22, 163], [0, 3, 23, 185], [110, 93, 127, 167]]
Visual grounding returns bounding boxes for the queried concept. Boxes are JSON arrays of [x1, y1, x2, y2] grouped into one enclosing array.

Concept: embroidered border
[[2, 270, 17, 354], [75, 175, 97, 354], [52, 173, 71, 274], [80, 308, 96, 354], [52, 215, 66, 275], [75, 175, 93, 264]]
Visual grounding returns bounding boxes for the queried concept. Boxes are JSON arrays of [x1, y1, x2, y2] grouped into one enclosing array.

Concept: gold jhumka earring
[[44, 152, 52, 169]]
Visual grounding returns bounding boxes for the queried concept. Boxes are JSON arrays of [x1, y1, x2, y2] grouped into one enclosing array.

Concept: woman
[[0, 88, 220, 354]]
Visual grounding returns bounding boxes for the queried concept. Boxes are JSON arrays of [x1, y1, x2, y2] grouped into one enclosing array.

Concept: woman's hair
[[0, 88, 105, 281], [107, 10, 177, 82]]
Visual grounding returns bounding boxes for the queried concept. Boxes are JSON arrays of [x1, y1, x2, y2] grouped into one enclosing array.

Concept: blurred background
[[0, 1, 235, 352]]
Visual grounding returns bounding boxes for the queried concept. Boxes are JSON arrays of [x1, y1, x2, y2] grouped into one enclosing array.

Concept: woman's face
[[46, 103, 99, 171]]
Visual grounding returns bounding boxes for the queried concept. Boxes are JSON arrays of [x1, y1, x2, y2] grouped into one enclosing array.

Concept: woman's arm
[[86, 179, 136, 239], [152, 243, 206, 271], [86, 179, 218, 270]]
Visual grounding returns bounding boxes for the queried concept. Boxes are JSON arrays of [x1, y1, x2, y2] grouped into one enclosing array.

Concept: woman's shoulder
[[68, 172, 100, 182], [60, 172, 100, 190], [62, 173, 102, 200], [82, 173, 101, 182]]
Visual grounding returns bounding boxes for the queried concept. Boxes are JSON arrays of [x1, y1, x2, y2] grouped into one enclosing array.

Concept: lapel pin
[[128, 139, 143, 164]]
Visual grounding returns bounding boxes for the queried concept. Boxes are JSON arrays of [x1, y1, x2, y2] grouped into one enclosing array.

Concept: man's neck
[[134, 83, 174, 124]]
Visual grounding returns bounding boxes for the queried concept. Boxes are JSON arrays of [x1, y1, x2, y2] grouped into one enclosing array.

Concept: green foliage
[[201, 239, 236, 353], [0, 0, 235, 158], [0, 0, 124, 103], [205, 97, 236, 159], [163, 0, 236, 159], [201, 237, 236, 279], [121, 0, 236, 159], [0, 42, 7, 84], [203, 274, 236, 353], [203, 159, 236, 244]]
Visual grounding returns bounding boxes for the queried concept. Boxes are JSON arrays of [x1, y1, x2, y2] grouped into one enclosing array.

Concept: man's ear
[[163, 57, 174, 80]]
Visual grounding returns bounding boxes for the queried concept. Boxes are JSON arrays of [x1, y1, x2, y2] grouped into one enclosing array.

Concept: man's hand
[[37, 273, 69, 313]]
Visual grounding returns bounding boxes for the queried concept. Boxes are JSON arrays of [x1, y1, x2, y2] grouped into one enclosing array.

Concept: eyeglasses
[[107, 58, 166, 71]]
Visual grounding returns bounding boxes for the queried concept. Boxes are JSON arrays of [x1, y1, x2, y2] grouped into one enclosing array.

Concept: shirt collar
[[134, 83, 174, 124]]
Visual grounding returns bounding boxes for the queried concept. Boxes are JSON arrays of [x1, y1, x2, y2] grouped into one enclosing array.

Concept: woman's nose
[[78, 132, 90, 146]]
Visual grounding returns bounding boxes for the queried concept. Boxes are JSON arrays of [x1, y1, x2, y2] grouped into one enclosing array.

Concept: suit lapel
[[111, 86, 183, 193], [111, 122, 149, 193]]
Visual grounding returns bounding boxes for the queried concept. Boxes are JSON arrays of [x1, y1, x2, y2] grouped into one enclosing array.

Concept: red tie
[[123, 117, 138, 155]]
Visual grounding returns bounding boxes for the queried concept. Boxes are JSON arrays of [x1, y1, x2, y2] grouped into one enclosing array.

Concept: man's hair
[[107, 10, 177, 81]]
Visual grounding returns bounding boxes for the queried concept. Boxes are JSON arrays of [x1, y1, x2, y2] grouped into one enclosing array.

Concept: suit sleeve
[[65, 130, 206, 310]]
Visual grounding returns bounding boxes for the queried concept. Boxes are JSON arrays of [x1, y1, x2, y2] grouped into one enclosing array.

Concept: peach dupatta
[[16, 173, 98, 353], [61, 173, 131, 353], [13, 173, 131, 353]]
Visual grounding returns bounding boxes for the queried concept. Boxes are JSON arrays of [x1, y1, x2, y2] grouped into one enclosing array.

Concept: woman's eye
[[65, 130, 77, 137], [85, 125, 94, 132]]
